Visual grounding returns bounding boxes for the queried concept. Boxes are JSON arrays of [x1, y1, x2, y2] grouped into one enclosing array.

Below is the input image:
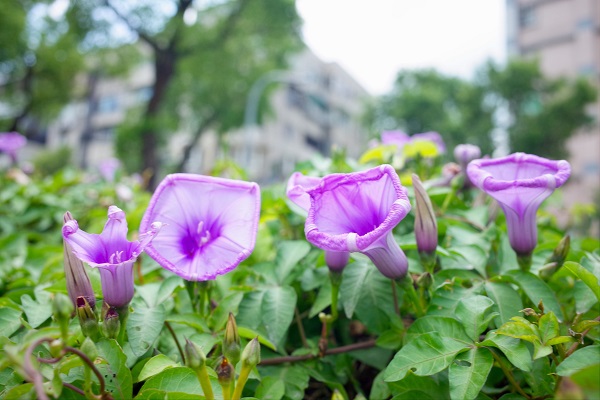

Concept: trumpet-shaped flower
[[412, 174, 438, 255], [63, 212, 96, 309], [454, 144, 481, 187], [286, 172, 350, 271], [382, 130, 446, 155], [63, 206, 163, 308], [467, 153, 570, 257], [140, 174, 260, 281], [304, 165, 412, 279], [0, 131, 27, 164]]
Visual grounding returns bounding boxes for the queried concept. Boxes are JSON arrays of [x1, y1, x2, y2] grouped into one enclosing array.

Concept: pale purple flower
[[63, 206, 163, 308], [412, 174, 437, 255], [286, 172, 350, 271], [98, 157, 121, 182], [0, 132, 27, 164], [467, 153, 571, 256], [454, 144, 481, 187], [381, 130, 446, 155], [140, 174, 260, 281], [304, 165, 412, 279]]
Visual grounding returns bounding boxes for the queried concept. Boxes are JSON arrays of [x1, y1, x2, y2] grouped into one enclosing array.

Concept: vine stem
[[165, 321, 186, 364], [64, 346, 107, 396], [259, 339, 377, 366], [490, 349, 530, 399], [23, 338, 53, 400], [294, 308, 308, 348]]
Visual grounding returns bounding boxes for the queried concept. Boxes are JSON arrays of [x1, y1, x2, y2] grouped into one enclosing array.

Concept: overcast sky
[[296, 0, 507, 95]]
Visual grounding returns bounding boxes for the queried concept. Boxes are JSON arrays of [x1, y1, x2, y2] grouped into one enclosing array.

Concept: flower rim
[[304, 164, 411, 252], [467, 152, 571, 192]]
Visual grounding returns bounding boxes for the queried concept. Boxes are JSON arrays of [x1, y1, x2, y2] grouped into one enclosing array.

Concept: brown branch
[[64, 346, 107, 396], [259, 339, 377, 366], [566, 315, 600, 357], [64, 382, 86, 396], [165, 321, 186, 364], [295, 308, 309, 349], [174, 111, 219, 172]]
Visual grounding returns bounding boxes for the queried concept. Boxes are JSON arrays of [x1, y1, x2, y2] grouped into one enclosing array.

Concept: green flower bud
[[184, 338, 207, 370], [223, 313, 241, 367], [412, 174, 438, 259], [216, 356, 235, 387], [102, 307, 120, 339], [241, 337, 261, 368], [76, 296, 99, 339], [53, 292, 74, 322], [540, 235, 570, 281]]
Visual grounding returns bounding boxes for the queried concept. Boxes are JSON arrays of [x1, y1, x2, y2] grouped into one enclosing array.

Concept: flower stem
[[517, 254, 532, 272], [397, 277, 425, 318], [232, 365, 252, 400], [165, 321, 185, 364], [195, 366, 214, 400], [329, 271, 342, 322], [116, 306, 129, 345], [490, 349, 530, 399]]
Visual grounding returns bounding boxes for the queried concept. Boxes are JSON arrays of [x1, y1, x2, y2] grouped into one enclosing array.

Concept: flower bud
[[454, 144, 481, 187], [102, 307, 120, 339], [76, 296, 99, 339], [53, 292, 74, 322], [412, 174, 438, 257], [63, 212, 96, 310], [184, 338, 206, 370], [417, 272, 433, 289], [216, 356, 235, 387], [241, 337, 261, 368], [540, 235, 570, 281], [324, 251, 350, 272], [331, 389, 345, 400], [223, 313, 241, 367]]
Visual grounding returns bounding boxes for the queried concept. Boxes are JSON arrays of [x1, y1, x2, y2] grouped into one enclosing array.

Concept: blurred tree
[[368, 59, 597, 159], [71, 0, 302, 186], [365, 69, 495, 154], [482, 59, 597, 159], [0, 1, 85, 138]]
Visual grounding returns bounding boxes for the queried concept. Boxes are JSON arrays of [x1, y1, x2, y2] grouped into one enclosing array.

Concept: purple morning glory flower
[[467, 153, 571, 257], [304, 165, 412, 280], [454, 144, 481, 170], [140, 173, 260, 281], [63, 206, 163, 308], [98, 157, 121, 182], [286, 172, 350, 271], [0, 132, 27, 164]]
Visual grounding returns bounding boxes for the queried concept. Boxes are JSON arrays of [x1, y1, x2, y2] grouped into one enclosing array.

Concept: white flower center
[[196, 221, 211, 247], [109, 251, 124, 264]]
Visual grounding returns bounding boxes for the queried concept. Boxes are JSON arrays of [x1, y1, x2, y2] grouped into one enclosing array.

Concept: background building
[[47, 48, 370, 182], [506, 0, 600, 212]]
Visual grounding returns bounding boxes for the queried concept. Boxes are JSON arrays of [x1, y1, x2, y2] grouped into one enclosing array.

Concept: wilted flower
[[467, 153, 570, 259], [304, 165, 412, 280], [140, 173, 260, 281], [412, 174, 438, 256], [63, 206, 163, 308], [286, 172, 350, 271], [0, 131, 27, 164]]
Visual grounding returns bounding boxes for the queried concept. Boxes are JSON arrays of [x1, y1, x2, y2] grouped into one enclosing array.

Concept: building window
[[135, 87, 153, 103], [304, 133, 326, 154], [97, 95, 119, 113], [519, 7, 536, 28]]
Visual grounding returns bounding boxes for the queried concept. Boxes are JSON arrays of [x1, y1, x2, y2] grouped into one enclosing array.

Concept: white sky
[[296, 0, 507, 95]]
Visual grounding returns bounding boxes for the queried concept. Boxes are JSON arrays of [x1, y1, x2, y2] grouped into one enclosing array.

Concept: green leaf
[[260, 365, 310, 400], [505, 271, 564, 321], [384, 332, 470, 382], [255, 376, 286, 400], [261, 285, 297, 345], [166, 313, 209, 332], [340, 261, 370, 318], [455, 295, 497, 342], [309, 278, 331, 318], [354, 266, 395, 334], [370, 371, 392, 400], [481, 332, 532, 372], [538, 311, 559, 344], [496, 316, 539, 343], [388, 372, 449, 399], [0, 307, 22, 337], [237, 326, 276, 351], [156, 276, 183, 306], [209, 291, 244, 330], [137, 367, 219, 398], [573, 281, 597, 314], [127, 298, 166, 357], [449, 348, 493, 400], [137, 354, 178, 382], [524, 357, 554, 397], [20, 290, 52, 328], [563, 261, 600, 302], [237, 290, 265, 330], [546, 336, 574, 346], [135, 389, 204, 399], [556, 345, 600, 376], [404, 315, 472, 344], [276, 241, 311, 284], [96, 338, 133, 399], [570, 364, 600, 400], [484, 282, 523, 326]]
